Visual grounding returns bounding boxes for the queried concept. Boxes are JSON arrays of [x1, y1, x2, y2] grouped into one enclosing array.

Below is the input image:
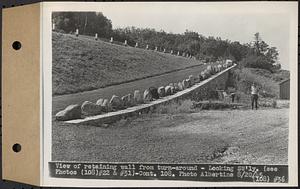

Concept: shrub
[[240, 55, 273, 72], [258, 98, 277, 108], [229, 68, 279, 98], [271, 99, 277, 108]]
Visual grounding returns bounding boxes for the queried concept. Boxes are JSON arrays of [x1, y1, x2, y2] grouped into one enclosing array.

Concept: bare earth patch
[[52, 107, 288, 164]]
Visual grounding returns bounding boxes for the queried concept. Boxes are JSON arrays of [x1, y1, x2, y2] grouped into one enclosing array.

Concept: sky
[[64, 2, 297, 70]]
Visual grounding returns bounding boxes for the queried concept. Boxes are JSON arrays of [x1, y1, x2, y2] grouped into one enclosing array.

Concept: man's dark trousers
[[251, 94, 258, 110]]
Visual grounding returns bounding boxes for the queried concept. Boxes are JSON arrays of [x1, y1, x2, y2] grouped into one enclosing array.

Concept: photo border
[[42, 2, 298, 187]]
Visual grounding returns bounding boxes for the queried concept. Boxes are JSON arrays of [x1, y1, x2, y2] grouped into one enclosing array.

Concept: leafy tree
[[265, 46, 279, 64], [53, 12, 283, 71], [52, 12, 112, 38], [241, 33, 280, 71], [241, 55, 273, 71], [227, 41, 248, 61]]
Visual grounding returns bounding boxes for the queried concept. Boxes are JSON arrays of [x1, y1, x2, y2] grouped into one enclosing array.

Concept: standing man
[[251, 83, 259, 110]]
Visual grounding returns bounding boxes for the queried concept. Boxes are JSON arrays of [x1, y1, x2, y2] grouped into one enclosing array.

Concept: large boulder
[[211, 66, 217, 75], [133, 90, 143, 104], [149, 87, 159, 99], [204, 69, 211, 78], [182, 79, 188, 89], [55, 104, 82, 121], [200, 71, 207, 80], [81, 101, 102, 116], [170, 86, 175, 94], [96, 98, 104, 106], [165, 86, 172, 96], [143, 89, 153, 102], [109, 95, 123, 110], [210, 65, 217, 74], [158, 86, 165, 97], [173, 83, 180, 91], [168, 83, 174, 87], [194, 75, 200, 83], [206, 65, 214, 75], [122, 94, 134, 107], [184, 79, 190, 88], [226, 61, 231, 67], [198, 74, 204, 81], [223, 62, 227, 68], [188, 75, 195, 86], [226, 59, 233, 66], [215, 66, 218, 73], [128, 94, 135, 106], [101, 99, 111, 112], [178, 82, 184, 91], [215, 65, 219, 72], [217, 64, 222, 72], [121, 95, 128, 107]]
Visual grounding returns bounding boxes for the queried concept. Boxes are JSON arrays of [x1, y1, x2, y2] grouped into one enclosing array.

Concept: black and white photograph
[[43, 2, 297, 186]]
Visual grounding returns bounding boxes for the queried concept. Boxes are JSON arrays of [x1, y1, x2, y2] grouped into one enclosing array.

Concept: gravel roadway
[[52, 107, 289, 164]]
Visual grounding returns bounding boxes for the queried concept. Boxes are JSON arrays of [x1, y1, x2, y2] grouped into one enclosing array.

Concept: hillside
[[52, 32, 203, 95], [228, 67, 290, 99]]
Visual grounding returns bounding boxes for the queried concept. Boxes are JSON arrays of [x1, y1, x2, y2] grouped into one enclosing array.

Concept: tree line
[[52, 12, 280, 72]]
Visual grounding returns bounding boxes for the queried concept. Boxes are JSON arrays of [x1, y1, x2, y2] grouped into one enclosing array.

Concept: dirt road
[[52, 107, 289, 164]]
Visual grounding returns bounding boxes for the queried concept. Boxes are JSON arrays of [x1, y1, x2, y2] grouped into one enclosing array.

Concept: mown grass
[[52, 32, 203, 95]]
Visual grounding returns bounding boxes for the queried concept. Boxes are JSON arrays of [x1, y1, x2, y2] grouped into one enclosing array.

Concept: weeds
[[229, 68, 283, 98], [271, 99, 277, 108], [154, 100, 195, 114], [258, 98, 278, 108]]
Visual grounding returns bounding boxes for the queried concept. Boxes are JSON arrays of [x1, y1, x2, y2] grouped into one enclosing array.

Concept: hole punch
[[12, 143, 21, 153], [12, 41, 22, 50]]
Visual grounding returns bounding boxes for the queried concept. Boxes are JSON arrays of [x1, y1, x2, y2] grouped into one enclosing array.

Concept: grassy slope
[[53, 32, 203, 95], [229, 67, 290, 99]]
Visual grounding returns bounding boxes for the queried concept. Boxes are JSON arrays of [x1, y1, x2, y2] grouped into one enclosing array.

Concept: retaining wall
[[66, 64, 236, 126]]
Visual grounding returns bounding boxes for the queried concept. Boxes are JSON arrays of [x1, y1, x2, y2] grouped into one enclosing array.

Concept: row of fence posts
[[52, 25, 196, 59]]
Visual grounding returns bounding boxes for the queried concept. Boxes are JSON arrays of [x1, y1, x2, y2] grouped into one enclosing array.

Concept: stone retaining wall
[[65, 64, 236, 126]]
